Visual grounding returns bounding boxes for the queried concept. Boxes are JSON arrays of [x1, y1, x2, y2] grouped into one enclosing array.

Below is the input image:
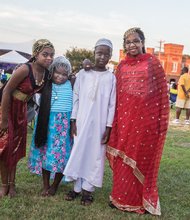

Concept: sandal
[[81, 190, 94, 206], [108, 201, 117, 209], [65, 190, 80, 201]]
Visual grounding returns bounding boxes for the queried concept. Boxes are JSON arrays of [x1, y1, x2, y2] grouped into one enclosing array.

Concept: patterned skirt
[[28, 111, 72, 175]]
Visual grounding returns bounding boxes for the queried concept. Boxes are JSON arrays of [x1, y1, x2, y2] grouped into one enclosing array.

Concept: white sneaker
[[184, 120, 190, 125], [172, 119, 180, 124]]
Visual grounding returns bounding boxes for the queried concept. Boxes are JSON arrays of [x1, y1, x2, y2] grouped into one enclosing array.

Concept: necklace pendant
[[35, 79, 44, 86], [34, 71, 45, 86]]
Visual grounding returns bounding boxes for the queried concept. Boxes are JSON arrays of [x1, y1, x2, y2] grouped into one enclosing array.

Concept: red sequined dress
[[107, 53, 169, 215], [0, 64, 45, 169]]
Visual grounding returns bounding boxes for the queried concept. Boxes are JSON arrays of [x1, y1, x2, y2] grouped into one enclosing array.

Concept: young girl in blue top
[[28, 56, 73, 196]]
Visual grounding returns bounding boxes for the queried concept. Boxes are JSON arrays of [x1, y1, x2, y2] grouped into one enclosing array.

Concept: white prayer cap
[[95, 38, 113, 50]]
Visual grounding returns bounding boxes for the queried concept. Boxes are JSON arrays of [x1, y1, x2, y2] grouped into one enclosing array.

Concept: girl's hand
[[101, 127, 112, 145], [70, 120, 77, 138], [0, 121, 8, 137]]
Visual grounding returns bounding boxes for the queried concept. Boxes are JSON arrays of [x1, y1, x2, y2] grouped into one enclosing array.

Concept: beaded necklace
[[52, 84, 61, 100], [34, 71, 45, 86]]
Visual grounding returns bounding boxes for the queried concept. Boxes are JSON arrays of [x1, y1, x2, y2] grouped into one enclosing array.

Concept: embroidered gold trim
[[12, 137, 22, 155], [12, 90, 31, 102], [110, 196, 142, 211], [143, 198, 161, 216], [110, 196, 161, 216], [107, 145, 161, 216], [107, 145, 144, 184]]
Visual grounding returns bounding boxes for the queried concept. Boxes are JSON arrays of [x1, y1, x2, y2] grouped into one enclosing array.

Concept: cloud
[[0, 3, 136, 37], [0, 3, 141, 60], [0, 11, 14, 18]]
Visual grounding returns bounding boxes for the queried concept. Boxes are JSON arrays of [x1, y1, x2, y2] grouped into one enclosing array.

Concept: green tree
[[65, 47, 94, 73]]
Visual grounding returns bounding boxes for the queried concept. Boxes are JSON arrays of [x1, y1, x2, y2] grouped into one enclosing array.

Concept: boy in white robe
[[64, 38, 116, 205]]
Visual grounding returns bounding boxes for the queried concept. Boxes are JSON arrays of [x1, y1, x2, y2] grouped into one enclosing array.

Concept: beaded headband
[[123, 27, 146, 53], [124, 27, 142, 39], [32, 39, 54, 57]]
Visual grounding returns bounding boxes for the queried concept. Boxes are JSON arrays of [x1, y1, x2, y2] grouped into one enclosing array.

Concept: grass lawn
[[0, 109, 190, 220]]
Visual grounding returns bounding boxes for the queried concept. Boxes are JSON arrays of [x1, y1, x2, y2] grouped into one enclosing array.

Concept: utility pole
[[158, 40, 165, 60]]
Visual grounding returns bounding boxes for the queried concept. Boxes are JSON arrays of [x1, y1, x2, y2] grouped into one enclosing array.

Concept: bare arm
[[0, 65, 29, 136], [71, 72, 80, 119], [101, 75, 116, 145], [106, 74, 116, 127], [70, 71, 80, 138], [70, 120, 77, 138]]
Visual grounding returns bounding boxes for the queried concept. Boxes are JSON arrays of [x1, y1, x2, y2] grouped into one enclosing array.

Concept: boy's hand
[[101, 127, 112, 145], [70, 120, 77, 138]]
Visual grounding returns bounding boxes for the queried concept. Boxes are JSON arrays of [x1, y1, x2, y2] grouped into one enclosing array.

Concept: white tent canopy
[[0, 50, 28, 64]]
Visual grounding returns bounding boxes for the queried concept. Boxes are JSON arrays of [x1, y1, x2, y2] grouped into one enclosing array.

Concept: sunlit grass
[[0, 109, 190, 220]]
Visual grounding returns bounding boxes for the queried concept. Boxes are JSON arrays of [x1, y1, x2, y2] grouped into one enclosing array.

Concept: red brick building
[[119, 43, 190, 82]]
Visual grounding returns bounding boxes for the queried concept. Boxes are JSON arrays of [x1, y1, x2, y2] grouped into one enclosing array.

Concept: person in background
[[107, 27, 169, 215], [0, 39, 54, 198], [172, 67, 190, 125], [180, 66, 188, 76], [0, 74, 8, 89], [82, 59, 93, 71], [75, 59, 93, 78], [169, 82, 178, 108]]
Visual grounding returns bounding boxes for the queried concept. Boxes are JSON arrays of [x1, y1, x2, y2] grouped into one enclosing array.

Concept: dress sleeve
[[71, 72, 80, 119], [106, 74, 116, 127]]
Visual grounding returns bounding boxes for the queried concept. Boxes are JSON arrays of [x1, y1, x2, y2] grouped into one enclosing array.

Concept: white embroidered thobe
[[64, 69, 116, 187]]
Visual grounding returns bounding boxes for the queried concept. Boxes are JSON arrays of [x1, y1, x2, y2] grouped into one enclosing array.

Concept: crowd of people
[[0, 26, 188, 216]]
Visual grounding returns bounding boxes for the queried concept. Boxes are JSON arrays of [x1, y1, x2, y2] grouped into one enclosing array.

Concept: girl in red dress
[[107, 28, 169, 215], [0, 39, 55, 198]]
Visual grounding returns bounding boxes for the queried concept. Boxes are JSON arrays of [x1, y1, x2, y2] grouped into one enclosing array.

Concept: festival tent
[[0, 50, 28, 64]]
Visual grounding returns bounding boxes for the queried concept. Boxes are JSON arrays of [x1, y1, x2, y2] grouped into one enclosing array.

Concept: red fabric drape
[[0, 107, 8, 155], [0, 65, 43, 169], [107, 53, 169, 215]]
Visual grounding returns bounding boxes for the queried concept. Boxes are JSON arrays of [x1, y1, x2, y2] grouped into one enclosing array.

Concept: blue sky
[[0, 0, 189, 61]]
